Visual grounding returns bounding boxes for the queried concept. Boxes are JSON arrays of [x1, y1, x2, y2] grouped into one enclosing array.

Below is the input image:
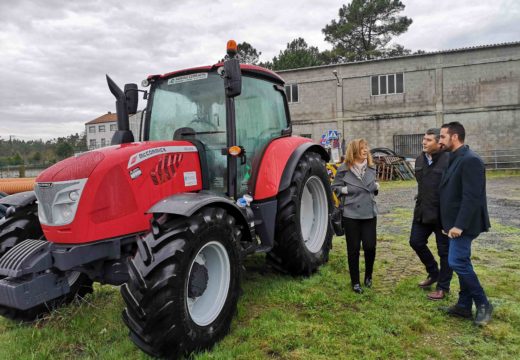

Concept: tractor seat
[[173, 127, 196, 140]]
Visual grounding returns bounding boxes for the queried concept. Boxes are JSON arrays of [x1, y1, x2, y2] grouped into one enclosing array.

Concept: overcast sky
[[0, 0, 518, 141]]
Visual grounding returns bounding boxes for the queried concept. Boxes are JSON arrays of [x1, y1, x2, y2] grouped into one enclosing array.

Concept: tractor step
[[240, 243, 272, 256], [0, 239, 52, 277]]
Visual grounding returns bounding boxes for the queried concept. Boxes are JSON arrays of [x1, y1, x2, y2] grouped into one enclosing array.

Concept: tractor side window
[[149, 91, 197, 140], [235, 77, 288, 195]]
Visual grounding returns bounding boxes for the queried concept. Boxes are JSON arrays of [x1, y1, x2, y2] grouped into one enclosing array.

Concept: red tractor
[[0, 41, 333, 358]]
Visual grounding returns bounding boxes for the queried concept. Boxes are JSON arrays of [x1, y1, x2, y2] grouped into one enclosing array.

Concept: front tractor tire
[[121, 207, 242, 359], [269, 151, 333, 276], [0, 204, 93, 322], [0, 203, 42, 256]]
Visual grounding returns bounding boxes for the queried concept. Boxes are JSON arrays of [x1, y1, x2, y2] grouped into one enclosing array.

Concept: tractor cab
[[142, 58, 290, 198]]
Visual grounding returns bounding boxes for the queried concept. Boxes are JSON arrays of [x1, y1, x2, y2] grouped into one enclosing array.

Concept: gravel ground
[[371, 175, 520, 290], [377, 175, 520, 250]]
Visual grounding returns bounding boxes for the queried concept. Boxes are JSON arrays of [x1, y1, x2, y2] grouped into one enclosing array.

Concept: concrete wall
[[280, 43, 520, 155]]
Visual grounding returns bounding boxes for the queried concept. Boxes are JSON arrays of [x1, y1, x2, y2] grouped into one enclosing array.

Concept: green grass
[[486, 169, 520, 178], [1, 178, 519, 359]]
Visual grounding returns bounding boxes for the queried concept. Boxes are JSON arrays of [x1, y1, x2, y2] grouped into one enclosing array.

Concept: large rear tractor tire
[[121, 207, 242, 359], [0, 204, 93, 322], [269, 151, 333, 276]]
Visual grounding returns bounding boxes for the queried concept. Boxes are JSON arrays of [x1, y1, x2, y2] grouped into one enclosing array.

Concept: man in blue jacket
[[438, 121, 492, 326]]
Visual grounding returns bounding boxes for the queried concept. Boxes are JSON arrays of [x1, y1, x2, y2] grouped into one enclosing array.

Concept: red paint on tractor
[[37, 141, 202, 244], [253, 136, 312, 200], [37, 151, 105, 182]]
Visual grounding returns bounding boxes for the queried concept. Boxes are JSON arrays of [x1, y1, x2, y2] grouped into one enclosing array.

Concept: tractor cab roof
[[149, 64, 285, 86]]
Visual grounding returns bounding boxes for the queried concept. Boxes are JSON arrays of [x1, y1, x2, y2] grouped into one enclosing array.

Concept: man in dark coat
[[410, 128, 452, 300], [438, 121, 492, 326]]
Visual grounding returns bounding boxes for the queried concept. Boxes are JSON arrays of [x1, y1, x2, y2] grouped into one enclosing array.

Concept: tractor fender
[[251, 136, 313, 201], [254, 137, 327, 201], [147, 192, 254, 242], [0, 191, 37, 208], [278, 143, 329, 193]]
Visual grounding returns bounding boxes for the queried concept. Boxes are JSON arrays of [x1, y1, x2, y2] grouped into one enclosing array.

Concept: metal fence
[[479, 149, 520, 170], [394, 133, 520, 170]]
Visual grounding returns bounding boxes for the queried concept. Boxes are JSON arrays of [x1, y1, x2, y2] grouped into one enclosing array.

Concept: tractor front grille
[[34, 180, 82, 225]]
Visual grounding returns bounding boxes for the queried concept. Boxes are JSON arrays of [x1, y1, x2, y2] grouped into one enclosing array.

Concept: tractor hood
[[35, 141, 202, 244]]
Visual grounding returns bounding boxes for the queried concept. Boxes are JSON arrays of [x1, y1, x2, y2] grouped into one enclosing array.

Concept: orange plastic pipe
[[0, 178, 36, 194]]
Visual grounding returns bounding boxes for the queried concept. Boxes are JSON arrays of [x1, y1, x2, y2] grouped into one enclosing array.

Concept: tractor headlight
[[35, 179, 87, 226], [69, 190, 80, 201]]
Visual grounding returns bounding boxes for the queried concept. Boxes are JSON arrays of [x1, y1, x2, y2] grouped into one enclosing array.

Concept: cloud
[[0, 0, 517, 140], [395, 0, 520, 51]]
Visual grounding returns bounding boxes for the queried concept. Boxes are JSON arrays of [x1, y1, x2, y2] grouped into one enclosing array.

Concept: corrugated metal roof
[[278, 41, 520, 73], [413, 40, 520, 55]]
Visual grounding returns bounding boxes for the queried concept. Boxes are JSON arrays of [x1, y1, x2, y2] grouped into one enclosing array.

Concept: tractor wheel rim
[[67, 271, 81, 286], [300, 175, 328, 253], [186, 241, 231, 326]]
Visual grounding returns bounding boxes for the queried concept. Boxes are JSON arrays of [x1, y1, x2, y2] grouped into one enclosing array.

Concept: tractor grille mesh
[[34, 181, 79, 224]]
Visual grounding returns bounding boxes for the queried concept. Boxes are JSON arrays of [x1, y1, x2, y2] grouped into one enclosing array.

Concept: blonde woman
[[332, 139, 379, 293]]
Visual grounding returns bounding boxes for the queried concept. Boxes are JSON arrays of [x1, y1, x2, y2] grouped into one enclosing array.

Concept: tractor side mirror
[[223, 57, 241, 98], [124, 83, 139, 115]]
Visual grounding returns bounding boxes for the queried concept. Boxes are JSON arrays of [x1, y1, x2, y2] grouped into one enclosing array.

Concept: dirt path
[[373, 175, 520, 290], [378, 176, 520, 226]]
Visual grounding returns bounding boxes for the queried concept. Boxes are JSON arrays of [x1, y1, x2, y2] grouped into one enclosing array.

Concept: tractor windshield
[[148, 72, 226, 141], [149, 72, 228, 193]]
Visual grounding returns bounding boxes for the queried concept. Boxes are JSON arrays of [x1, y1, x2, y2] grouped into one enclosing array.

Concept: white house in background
[[85, 111, 144, 150]]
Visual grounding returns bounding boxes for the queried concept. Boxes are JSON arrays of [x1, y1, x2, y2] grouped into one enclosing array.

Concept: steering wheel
[[173, 127, 196, 140]]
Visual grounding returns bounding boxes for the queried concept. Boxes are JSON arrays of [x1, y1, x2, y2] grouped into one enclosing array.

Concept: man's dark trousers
[[448, 234, 489, 309], [410, 221, 452, 291]]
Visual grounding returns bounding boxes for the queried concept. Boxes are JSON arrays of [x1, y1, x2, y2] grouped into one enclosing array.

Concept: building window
[[89, 126, 95, 133], [99, 125, 106, 132], [101, 138, 106, 147], [89, 139, 97, 149], [371, 73, 404, 95], [285, 84, 299, 103], [110, 124, 117, 131]]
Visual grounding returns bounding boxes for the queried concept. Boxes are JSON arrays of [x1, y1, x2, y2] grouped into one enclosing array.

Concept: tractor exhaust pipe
[[106, 75, 135, 145]]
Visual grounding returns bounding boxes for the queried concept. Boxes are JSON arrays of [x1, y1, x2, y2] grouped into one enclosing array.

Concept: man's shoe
[[427, 289, 449, 301], [364, 277, 372, 288], [418, 276, 437, 288], [439, 304, 472, 319], [352, 284, 363, 294], [474, 303, 493, 326]]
